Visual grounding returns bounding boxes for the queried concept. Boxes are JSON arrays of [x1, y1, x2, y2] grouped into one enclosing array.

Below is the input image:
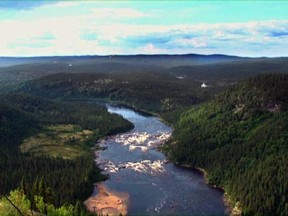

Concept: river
[[93, 104, 227, 215]]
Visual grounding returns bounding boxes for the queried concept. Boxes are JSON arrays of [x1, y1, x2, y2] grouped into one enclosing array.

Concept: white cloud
[[173, 38, 208, 48], [0, 9, 288, 57], [137, 43, 167, 54]]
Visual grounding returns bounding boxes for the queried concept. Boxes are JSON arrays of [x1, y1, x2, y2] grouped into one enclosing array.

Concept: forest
[[1, 55, 288, 215], [18, 72, 213, 113], [165, 74, 288, 216], [0, 93, 133, 215]]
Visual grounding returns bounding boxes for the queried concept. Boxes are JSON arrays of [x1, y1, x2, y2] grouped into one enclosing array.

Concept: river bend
[[94, 105, 227, 215]]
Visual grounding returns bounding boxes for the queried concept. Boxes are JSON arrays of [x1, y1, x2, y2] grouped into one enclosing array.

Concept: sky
[[0, 0, 288, 57]]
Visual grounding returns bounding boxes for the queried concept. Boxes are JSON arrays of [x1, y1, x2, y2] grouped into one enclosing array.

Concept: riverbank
[[193, 168, 242, 216], [224, 193, 242, 216], [84, 183, 129, 216], [176, 163, 242, 216]]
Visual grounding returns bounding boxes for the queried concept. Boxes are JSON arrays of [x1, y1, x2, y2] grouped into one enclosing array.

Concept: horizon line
[[0, 53, 286, 59]]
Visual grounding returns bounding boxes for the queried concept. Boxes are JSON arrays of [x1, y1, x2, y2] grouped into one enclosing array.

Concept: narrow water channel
[[95, 104, 227, 215]]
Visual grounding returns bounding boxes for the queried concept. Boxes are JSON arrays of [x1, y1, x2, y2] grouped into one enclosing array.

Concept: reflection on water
[[94, 105, 227, 215]]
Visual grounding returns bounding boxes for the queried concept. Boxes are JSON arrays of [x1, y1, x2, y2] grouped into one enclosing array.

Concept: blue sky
[[0, 1, 288, 57]]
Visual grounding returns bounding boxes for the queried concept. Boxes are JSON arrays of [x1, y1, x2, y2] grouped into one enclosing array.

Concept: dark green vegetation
[[0, 54, 240, 91], [1, 54, 288, 215], [0, 93, 133, 215], [18, 72, 218, 114], [1, 93, 133, 140], [166, 74, 288, 216], [2, 55, 286, 121], [1, 54, 244, 109], [1, 55, 287, 94], [170, 57, 288, 82]]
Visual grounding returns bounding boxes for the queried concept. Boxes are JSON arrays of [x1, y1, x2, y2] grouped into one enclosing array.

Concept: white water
[[94, 105, 227, 215]]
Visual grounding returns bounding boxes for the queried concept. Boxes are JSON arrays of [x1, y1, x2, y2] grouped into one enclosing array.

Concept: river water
[[95, 105, 227, 215]]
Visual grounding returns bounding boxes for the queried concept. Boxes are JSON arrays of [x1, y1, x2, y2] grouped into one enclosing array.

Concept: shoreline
[[176, 164, 223, 190], [176, 163, 242, 216], [84, 183, 129, 216]]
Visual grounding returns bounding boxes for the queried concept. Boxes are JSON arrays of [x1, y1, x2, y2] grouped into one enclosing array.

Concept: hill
[[0, 54, 242, 68], [17, 72, 220, 114], [0, 54, 242, 92], [0, 93, 133, 215], [0, 56, 49, 67], [1, 93, 133, 137], [166, 74, 288, 215], [169, 57, 288, 84], [0, 54, 287, 111], [1, 54, 288, 215]]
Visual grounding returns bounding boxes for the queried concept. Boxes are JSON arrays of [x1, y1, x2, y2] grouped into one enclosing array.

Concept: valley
[[0, 54, 287, 215]]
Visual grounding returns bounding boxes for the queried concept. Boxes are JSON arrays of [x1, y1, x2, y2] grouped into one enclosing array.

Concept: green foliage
[[0, 189, 92, 216], [0, 93, 133, 214], [168, 74, 288, 215], [0, 190, 31, 216], [160, 107, 191, 126], [0, 151, 107, 206], [2, 55, 288, 216]]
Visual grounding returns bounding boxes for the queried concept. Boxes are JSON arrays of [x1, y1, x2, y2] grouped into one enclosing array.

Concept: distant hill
[[169, 57, 288, 83], [0, 53, 243, 68], [9, 54, 287, 116], [0, 54, 242, 90], [0, 56, 51, 67], [167, 74, 288, 215], [1, 54, 287, 94]]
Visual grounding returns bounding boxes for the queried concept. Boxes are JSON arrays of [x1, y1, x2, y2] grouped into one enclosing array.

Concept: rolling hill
[[166, 74, 288, 215]]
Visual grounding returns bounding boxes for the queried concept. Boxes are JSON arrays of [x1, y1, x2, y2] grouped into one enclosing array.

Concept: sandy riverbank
[[84, 183, 129, 216]]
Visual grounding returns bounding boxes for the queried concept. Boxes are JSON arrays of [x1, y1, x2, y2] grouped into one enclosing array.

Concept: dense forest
[[166, 74, 288, 215], [1, 55, 288, 215], [18, 72, 216, 113], [0, 93, 133, 215]]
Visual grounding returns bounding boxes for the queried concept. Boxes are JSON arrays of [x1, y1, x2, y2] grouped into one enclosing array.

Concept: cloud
[[137, 43, 167, 54], [0, 4, 288, 57], [126, 34, 172, 47], [172, 38, 208, 48], [265, 23, 288, 37]]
